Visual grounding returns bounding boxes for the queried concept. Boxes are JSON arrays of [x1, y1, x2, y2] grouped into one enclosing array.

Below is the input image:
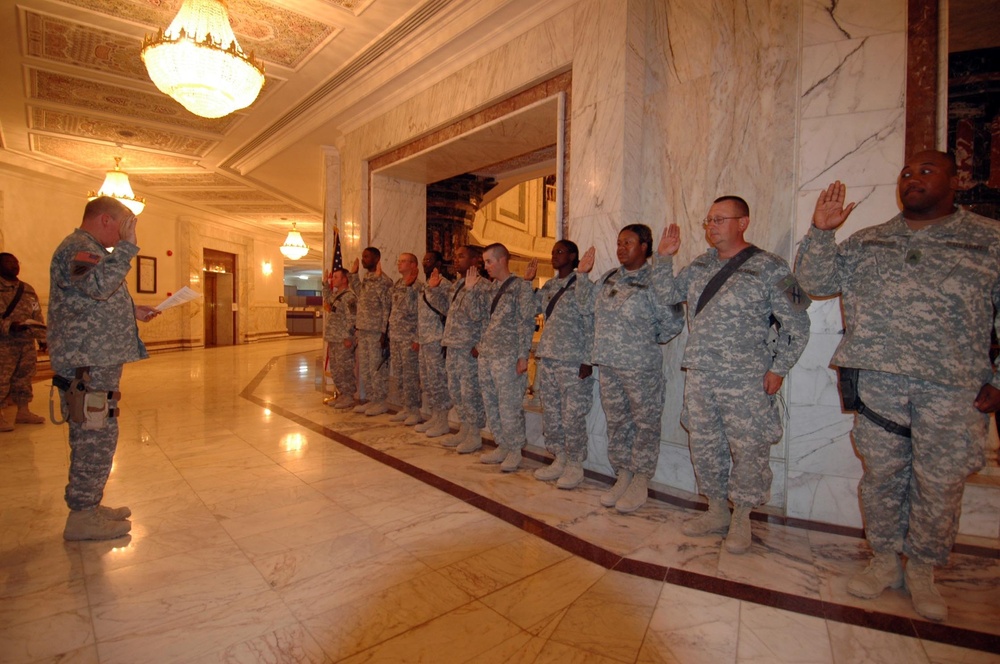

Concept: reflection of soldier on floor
[[0, 252, 47, 431]]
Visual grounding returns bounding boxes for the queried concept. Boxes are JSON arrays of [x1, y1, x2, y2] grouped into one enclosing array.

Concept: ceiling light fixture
[[279, 223, 309, 260], [141, 0, 265, 119], [88, 157, 146, 215]]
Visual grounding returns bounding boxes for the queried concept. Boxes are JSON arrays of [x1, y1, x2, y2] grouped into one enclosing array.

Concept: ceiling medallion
[[141, 0, 265, 119], [88, 157, 146, 215], [280, 223, 310, 260]]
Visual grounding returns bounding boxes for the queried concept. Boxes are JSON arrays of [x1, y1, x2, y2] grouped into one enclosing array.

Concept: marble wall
[[330, 0, 999, 538]]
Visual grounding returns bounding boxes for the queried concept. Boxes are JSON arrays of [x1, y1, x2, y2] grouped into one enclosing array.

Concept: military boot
[[456, 426, 483, 454], [480, 445, 509, 464], [63, 509, 131, 541], [847, 551, 903, 599], [365, 401, 388, 416], [424, 411, 452, 438], [14, 407, 44, 424], [534, 454, 567, 481], [352, 402, 369, 414], [904, 561, 947, 621], [681, 499, 731, 536], [557, 462, 585, 489], [97, 504, 132, 520], [0, 413, 13, 432], [615, 474, 648, 513], [441, 423, 467, 448], [388, 408, 409, 422], [333, 395, 355, 409], [414, 412, 434, 433], [501, 447, 522, 472], [403, 409, 423, 426], [600, 470, 633, 507], [724, 506, 753, 554]]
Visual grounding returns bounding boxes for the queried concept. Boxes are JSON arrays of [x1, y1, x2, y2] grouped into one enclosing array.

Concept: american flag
[[331, 226, 343, 271]]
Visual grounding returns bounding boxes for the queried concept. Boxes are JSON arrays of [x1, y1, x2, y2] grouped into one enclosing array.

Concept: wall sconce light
[[261, 261, 272, 276]]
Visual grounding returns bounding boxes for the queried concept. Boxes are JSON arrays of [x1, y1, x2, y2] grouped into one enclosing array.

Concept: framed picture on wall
[[136, 255, 157, 293]]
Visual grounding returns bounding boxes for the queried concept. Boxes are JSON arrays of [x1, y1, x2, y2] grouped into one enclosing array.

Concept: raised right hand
[[428, 267, 442, 288], [465, 266, 480, 289], [812, 181, 856, 231], [350, 257, 360, 274], [657, 224, 680, 256], [119, 214, 138, 245], [578, 247, 596, 274]]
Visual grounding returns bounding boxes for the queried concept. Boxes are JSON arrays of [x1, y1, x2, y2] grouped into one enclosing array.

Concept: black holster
[[837, 367, 912, 438]]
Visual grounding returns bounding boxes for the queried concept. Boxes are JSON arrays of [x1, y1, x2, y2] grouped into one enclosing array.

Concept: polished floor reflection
[[1, 338, 996, 663]]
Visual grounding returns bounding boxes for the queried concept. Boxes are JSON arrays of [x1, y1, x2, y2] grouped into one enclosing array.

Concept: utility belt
[[837, 367, 912, 438], [50, 367, 121, 430]]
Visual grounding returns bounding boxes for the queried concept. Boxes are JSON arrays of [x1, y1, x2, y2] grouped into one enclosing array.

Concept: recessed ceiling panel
[[128, 172, 243, 188], [31, 134, 199, 170], [169, 189, 280, 202], [24, 10, 150, 81], [29, 107, 216, 156]]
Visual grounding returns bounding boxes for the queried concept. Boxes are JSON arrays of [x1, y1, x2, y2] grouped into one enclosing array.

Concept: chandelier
[[88, 157, 145, 215], [280, 223, 310, 260], [141, 0, 265, 119]]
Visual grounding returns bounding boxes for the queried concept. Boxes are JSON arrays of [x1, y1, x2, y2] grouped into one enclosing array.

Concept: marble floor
[[1, 338, 997, 664]]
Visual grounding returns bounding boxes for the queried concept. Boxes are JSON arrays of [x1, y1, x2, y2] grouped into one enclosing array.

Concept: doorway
[[203, 249, 237, 347]]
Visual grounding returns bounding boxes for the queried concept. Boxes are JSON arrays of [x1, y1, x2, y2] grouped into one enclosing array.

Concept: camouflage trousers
[[357, 330, 388, 403], [479, 356, 527, 450], [389, 339, 420, 409], [445, 347, 484, 430], [538, 357, 593, 462], [326, 339, 356, 400], [598, 365, 664, 477], [0, 341, 37, 406], [681, 370, 782, 507], [62, 365, 123, 511], [419, 341, 451, 412], [854, 369, 987, 565]]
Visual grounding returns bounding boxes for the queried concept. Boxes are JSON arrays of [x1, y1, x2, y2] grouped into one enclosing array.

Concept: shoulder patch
[[775, 274, 811, 311], [70, 251, 101, 278]]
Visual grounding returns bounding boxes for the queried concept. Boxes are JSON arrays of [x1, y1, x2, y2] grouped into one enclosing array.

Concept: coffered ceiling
[[0, 0, 555, 270]]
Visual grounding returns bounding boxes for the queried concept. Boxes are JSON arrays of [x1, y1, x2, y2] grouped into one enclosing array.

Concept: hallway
[[1, 339, 995, 663]]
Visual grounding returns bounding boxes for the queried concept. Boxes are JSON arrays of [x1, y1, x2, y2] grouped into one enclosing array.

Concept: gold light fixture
[[141, 0, 265, 119], [88, 157, 146, 215], [279, 223, 309, 260]]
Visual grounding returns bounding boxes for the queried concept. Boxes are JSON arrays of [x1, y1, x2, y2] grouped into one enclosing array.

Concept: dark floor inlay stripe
[[243, 353, 1000, 655]]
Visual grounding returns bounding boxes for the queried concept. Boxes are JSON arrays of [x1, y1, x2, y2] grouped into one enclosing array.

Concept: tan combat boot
[[533, 454, 566, 481], [64, 509, 131, 541], [480, 445, 508, 464], [600, 470, 633, 507], [97, 504, 132, 520], [905, 561, 947, 621], [724, 506, 753, 554], [424, 411, 452, 438], [847, 551, 903, 599], [682, 499, 731, 537], [557, 461, 585, 489], [615, 474, 648, 513], [441, 423, 467, 448], [14, 406, 44, 424]]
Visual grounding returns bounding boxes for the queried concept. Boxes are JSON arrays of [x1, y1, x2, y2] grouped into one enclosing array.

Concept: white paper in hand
[[155, 286, 203, 311]]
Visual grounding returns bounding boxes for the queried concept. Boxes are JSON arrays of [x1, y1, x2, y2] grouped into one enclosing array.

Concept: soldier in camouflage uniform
[[415, 251, 452, 438], [349, 247, 393, 416], [577, 224, 683, 513], [524, 240, 594, 489], [322, 267, 357, 409], [436, 246, 486, 453], [795, 151, 1000, 622], [657, 196, 810, 555], [0, 253, 47, 430], [465, 243, 536, 472], [49, 197, 160, 541], [387, 253, 422, 425]]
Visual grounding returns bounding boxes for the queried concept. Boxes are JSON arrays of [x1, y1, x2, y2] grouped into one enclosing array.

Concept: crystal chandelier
[[280, 223, 310, 260], [141, 0, 265, 119], [87, 157, 146, 215]]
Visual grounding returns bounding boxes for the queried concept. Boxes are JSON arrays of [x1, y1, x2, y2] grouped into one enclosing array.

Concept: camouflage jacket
[[0, 279, 45, 343], [577, 260, 680, 371], [47, 229, 147, 375], [468, 275, 536, 362], [348, 271, 392, 333], [322, 284, 356, 343], [664, 248, 810, 377], [388, 276, 421, 343], [534, 271, 593, 365], [440, 276, 484, 351], [418, 275, 451, 344], [795, 208, 1000, 390]]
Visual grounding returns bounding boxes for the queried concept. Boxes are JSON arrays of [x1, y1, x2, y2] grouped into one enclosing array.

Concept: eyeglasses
[[702, 216, 742, 227]]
